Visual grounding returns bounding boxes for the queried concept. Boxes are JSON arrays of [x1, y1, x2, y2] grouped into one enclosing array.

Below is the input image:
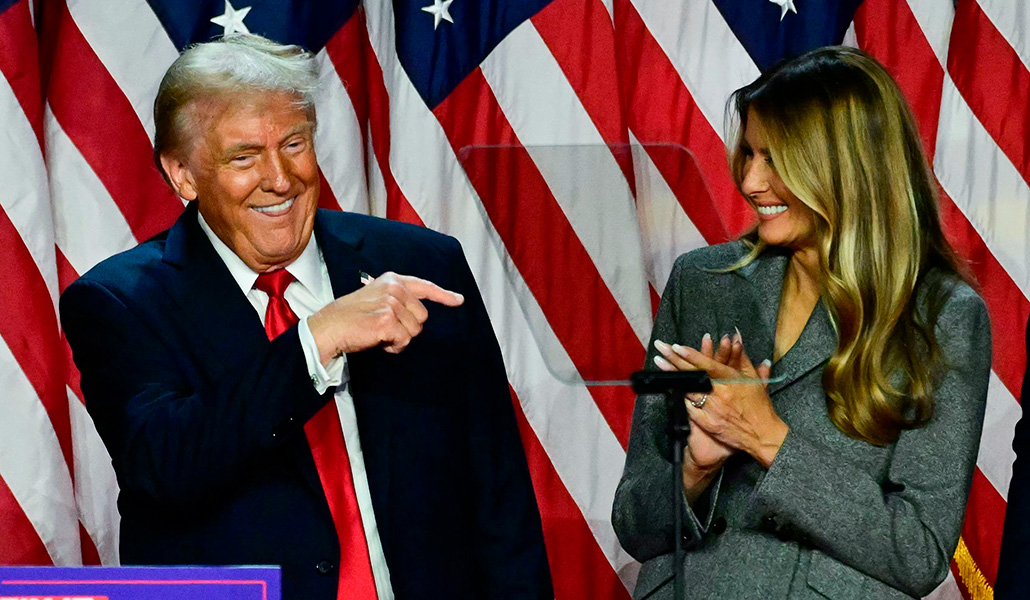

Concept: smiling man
[[165, 90, 322, 272], [60, 34, 551, 600]]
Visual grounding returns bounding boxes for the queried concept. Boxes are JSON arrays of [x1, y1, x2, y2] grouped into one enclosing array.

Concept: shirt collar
[[197, 210, 322, 295]]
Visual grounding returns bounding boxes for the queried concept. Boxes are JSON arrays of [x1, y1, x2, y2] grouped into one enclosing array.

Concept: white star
[[421, 0, 455, 30], [211, 0, 252, 35], [769, 0, 797, 21]]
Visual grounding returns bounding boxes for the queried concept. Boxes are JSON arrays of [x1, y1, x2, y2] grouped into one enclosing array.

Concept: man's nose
[[261, 151, 292, 195]]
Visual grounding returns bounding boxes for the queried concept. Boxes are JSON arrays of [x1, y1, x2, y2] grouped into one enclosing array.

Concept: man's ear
[[159, 153, 199, 201]]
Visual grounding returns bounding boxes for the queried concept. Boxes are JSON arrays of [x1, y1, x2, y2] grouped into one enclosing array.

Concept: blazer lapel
[[767, 300, 837, 396], [736, 247, 790, 369], [160, 203, 269, 371], [736, 247, 837, 396], [315, 213, 373, 300], [313, 211, 394, 538]]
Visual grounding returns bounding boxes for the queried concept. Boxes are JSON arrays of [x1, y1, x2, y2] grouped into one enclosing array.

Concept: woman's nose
[[741, 158, 769, 197]]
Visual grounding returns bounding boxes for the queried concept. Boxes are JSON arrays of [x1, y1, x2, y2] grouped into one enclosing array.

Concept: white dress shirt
[[199, 214, 394, 599]]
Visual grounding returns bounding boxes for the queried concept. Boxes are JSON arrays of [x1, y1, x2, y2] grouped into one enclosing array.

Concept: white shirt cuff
[[299, 317, 347, 394]]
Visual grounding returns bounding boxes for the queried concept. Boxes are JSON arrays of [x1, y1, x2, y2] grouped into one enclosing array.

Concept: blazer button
[[316, 560, 336, 575], [761, 515, 777, 531], [710, 517, 727, 535]]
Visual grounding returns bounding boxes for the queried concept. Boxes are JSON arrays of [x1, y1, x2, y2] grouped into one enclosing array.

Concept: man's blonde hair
[[152, 33, 318, 179]]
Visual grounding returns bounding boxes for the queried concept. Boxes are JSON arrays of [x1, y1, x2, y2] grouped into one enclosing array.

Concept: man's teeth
[[253, 198, 295, 214], [757, 205, 788, 215]]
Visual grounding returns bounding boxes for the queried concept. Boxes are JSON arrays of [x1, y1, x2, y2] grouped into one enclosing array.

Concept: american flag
[[0, 0, 1024, 598]]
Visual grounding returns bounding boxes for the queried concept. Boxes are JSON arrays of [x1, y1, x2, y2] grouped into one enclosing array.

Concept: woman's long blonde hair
[[727, 47, 969, 445]]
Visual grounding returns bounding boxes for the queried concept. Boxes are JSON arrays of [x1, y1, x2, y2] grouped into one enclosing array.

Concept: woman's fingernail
[[654, 355, 673, 370], [761, 359, 772, 368], [702, 332, 712, 344], [654, 340, 669, 353], [733, 326, 743, 344], [671, 344, 690, 358]]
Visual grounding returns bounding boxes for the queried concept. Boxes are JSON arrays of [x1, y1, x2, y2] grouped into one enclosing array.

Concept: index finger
[[735, 341, 758, 377], [394, 275, 465, 306], [678, 346, 738, 379]]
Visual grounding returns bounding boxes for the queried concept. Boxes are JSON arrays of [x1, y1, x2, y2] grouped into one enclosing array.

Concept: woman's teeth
[[757, 205, 787, 215]]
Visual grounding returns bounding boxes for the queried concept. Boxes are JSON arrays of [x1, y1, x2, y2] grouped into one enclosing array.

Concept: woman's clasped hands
[[653, 330, 789, 484]]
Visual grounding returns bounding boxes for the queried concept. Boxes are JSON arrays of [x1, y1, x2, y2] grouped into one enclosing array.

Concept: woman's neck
[[772, 247, 823, 363], [786, 247, 822, 300]]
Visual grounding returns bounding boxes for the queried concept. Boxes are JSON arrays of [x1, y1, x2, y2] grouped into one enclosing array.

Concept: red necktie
[[254, 270, 378, 600]]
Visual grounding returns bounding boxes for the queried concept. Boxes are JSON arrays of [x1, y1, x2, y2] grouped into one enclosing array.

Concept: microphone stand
[[630, 370, 713, 600]]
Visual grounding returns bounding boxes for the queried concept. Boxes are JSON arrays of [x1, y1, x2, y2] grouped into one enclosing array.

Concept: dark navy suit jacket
[[60, 204, 552, 600], [996, 317, 1030, 599]]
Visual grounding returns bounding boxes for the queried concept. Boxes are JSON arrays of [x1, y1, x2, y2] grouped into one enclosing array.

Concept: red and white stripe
[[3, 1, 1027, 598], [0, 0, 79, 566]]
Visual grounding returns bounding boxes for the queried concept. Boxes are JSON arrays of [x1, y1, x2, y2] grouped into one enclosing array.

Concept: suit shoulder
[[321, 210, 460, 252], [669, 241, 750, 279], [68, 233, 169, 293], [932, 276, 988, 332], [675, 241, 747, 267], [59, 234, 174, 330], [941, 277, 983, 305]]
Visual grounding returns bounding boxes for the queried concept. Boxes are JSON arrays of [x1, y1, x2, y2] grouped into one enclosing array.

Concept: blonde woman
[[612, 46, 991, 599]]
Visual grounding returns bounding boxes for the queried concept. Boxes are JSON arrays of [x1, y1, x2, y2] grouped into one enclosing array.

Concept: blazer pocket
[[634, 554, 674, 600], [807, 551, 867, 600]]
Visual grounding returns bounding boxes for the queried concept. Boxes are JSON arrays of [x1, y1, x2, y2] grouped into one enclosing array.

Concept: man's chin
[[237, 241, 308, 271]]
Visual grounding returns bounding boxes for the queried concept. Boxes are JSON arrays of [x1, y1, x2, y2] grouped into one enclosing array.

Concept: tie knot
[[254, 269, 295, 298]]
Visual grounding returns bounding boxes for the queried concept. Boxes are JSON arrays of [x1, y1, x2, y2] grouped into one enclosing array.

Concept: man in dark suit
[[996, 317, 1030, 598], [59, 33, 551, 600]]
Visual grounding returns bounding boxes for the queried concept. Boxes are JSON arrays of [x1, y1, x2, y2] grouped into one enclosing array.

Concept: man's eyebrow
[[282, 122, 315, 139], [222, 142, 263, 158], [220, 123, 314, 159]]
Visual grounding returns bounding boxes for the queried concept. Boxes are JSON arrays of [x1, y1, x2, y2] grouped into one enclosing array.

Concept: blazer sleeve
[[747, 285, 991, 596], [612, 255, 720, 561], [994, 316, 1030, 599], [60, 277, 331, 508], [447, 240, 553, 599]]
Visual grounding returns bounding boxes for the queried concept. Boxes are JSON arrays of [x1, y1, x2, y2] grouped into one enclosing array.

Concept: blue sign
[[0, 566, 280, 600]]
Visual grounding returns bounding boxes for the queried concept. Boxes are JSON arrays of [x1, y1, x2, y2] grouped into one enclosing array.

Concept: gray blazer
[[612, 242, 991, 600]]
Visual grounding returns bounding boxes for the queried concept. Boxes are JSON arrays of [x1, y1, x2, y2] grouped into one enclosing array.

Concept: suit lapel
[[313, 211, 370, 299], [767, 300, 837, 396], [736, 247, 789, 369], [160, 203, 269, 370], [313, 212, 394, 538], [737, 247, 837, 396]]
